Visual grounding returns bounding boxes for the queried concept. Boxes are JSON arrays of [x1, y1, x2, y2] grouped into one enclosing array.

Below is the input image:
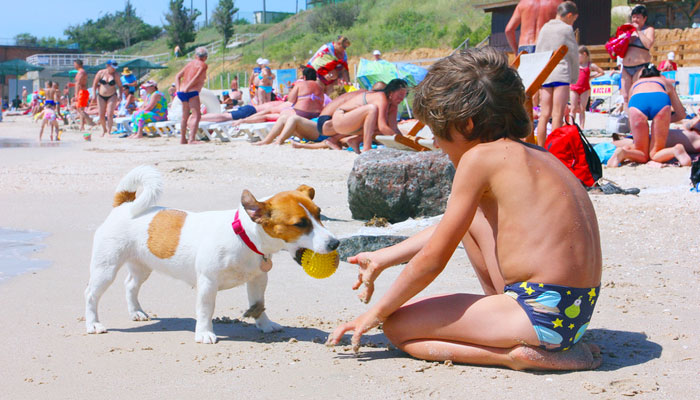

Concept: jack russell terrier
[[85, 165, 339, 343]]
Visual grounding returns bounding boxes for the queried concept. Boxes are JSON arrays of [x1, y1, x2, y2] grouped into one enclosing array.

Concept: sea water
[[0, 228, 50, 283]]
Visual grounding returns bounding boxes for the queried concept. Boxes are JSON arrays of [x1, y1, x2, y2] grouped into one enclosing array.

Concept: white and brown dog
[[85, 165, 339, 344]]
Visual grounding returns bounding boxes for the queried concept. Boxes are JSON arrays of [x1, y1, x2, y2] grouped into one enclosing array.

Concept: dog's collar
[[232, 210, 265, 257]]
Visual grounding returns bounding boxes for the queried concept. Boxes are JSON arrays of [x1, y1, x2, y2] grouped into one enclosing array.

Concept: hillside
[[126, 0, 491, 89]]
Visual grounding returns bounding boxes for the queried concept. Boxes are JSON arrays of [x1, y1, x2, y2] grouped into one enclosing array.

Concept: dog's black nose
[[327, 238, 340, 251]]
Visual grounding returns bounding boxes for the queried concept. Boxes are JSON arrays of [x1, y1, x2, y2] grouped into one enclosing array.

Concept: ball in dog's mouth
[[294, 248, 306, 265]]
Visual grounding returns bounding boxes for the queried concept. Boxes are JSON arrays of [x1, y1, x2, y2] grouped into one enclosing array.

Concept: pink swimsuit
[[570, 63, 591, 95]]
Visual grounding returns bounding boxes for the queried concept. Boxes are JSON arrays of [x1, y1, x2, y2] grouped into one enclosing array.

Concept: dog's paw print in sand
[[170, 166, 194, 173]]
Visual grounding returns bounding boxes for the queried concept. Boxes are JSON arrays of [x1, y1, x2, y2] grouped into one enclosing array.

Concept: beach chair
[[154, 120, 179, 137], [511, 45, 568, 143], [375, 120, 436, 151], [385, 46, 568, 149]]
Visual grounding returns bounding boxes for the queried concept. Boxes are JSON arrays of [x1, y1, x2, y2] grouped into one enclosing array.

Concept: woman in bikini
[[256, 65, 275, 105], [608, 64, 690, 167], [285, 67, 324, 119], [91, 60, 123, 137], [331, 79, 408, 153], [621, 5, 655, 108]]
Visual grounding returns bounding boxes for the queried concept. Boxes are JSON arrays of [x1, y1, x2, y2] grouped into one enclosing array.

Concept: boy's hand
[[348, 253, 382, 303], [326, 311, 384, 353]]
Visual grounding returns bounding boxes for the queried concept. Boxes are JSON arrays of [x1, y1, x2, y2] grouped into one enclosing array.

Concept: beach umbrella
[[395, 63, 429, 87], [120, 58, 166, 79], [0, 59, 44, 77], [356, 59, 400, 90]]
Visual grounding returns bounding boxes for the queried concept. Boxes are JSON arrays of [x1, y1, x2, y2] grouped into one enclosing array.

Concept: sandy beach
[[1, 114, 699, 399]]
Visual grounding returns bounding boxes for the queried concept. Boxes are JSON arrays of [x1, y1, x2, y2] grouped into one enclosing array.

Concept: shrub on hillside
[[307, 3, 359, 34]]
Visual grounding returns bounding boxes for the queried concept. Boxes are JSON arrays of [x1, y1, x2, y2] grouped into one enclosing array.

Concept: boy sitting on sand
[[327, 48, 603, 371]]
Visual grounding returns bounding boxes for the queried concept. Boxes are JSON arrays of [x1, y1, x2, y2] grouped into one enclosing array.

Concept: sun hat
[[373, 50, 381, 56], [668, 51, 675, 60], [256, 57, 264, 65], [223, 91, 229, 95], [141, 80, 157, 88], [106, 59, 118, 67], [261, 58, 270, 65], [122, 67, 132, 75]]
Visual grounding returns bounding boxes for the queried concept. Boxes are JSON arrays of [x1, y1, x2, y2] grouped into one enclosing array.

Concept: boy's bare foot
[[508, 342, 602, 371]]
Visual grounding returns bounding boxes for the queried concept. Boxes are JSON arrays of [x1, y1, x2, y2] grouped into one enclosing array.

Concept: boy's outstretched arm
[[329, 151, 489, 351]]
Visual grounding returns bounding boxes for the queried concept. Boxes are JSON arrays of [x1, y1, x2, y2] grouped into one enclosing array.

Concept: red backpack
[[545, 121, 602, 187]]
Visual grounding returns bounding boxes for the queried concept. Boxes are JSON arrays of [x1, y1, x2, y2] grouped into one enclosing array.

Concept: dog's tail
[[113, 165, 163, 217]]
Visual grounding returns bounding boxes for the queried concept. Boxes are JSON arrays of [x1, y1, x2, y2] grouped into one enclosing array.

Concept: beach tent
[[52, 65, 102, 78], [120, 59, 166, 79], [0, 59, 44, 77], [356, 59, 429, 90]]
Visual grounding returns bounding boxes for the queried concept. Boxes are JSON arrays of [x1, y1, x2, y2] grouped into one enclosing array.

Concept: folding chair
[[389, 45, 568, 148], [511, 45, 568, 143]]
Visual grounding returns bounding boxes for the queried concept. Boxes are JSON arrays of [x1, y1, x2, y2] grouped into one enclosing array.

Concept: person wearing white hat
[[373, 50, 382, 61], [129, 80, 168, 139], [659, 51, 677, 72]]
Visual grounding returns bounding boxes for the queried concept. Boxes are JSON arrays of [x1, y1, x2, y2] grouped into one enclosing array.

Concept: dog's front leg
[[194, 275, 219, 344], [244, 272, 282, 333]]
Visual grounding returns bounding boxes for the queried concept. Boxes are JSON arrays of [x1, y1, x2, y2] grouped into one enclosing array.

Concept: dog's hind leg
[[194, 274, 219, 344], [124, 261, 152, 321], [85, 250, 126, 334], [245, 272, 282, 333]]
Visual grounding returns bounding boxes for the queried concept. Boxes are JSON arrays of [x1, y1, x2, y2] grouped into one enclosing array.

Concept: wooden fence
[[589, 40, 700, 70]]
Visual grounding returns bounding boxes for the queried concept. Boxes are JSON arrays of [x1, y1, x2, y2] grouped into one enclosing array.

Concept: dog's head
[[241, 185, 339, 259]]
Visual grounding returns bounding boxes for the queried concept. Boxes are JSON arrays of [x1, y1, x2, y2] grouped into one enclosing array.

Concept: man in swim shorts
[[506, 0, 562, 54], [74, 59, 90, 132], [175, 47, 209, 144]]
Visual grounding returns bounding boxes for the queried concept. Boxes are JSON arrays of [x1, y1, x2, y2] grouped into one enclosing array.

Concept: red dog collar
[[232, 211, 265, 256]]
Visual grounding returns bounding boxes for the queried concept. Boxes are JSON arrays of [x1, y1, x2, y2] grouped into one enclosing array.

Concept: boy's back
[[459, 138, 601, 288]]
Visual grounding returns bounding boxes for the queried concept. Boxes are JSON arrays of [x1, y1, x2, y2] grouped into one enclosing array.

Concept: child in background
[[570, 46, 605, 129], [39, 102, 59, 141], [534, 1, 580, 147], [328, 47, 603, 371]]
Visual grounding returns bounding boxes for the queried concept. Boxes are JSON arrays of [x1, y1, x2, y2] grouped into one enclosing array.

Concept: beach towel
[[605, 24, 635, 59]]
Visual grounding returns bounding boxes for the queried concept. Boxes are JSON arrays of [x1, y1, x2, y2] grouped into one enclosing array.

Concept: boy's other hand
[[326, 311, 384, 353], [348, 253, 382, 303]]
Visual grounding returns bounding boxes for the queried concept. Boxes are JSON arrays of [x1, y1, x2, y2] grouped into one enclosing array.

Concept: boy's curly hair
[[412, 47, 531, 142]]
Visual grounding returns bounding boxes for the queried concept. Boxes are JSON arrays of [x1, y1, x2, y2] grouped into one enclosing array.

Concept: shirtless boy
[[175, 47, 209, 144], [328, 48, 603, 371], [74, 59, 90, 131], [505, 0, 562, 54]]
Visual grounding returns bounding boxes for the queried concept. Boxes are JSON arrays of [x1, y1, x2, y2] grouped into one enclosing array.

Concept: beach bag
[[605, 24, 636, 59], [691, 159, 700, 188], [545, 120, 602, 187]]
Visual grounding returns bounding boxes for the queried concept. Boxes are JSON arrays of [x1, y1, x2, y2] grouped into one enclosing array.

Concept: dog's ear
[[241, 190, 267, 223], [296, 185, 315, 200]]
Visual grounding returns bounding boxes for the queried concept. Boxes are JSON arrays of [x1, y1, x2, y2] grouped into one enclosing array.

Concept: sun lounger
[[375, 120, 436, 152], [153, 120, 179, 137], [196, 121, 216, 141], [237, 122, 276, 142]]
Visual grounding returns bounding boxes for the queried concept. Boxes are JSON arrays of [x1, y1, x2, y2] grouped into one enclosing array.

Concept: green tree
[[164, 0, 201, 52], [64, 5, 161, 51], [14, 33, 38, 46], [213, 0, 238, 68]]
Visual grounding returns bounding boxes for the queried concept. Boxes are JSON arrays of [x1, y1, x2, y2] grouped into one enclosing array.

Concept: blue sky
[[1, 0, 306, 40]]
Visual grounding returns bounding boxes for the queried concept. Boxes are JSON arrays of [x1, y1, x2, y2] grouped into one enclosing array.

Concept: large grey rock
[[338, 235, 409, 261], [347, 148, 454, 223]]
